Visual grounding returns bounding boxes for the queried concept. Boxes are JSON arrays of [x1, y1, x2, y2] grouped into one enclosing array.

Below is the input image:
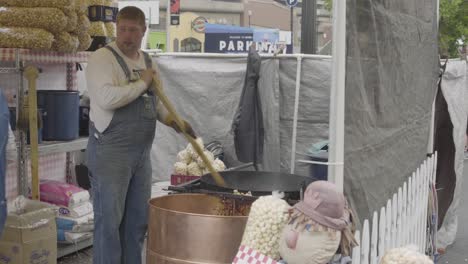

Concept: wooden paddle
[[24, 66, 40, 200], [150, 74, 227, 187]]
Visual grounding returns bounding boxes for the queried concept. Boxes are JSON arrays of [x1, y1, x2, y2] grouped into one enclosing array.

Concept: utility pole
[[285, 0, 298, 52], [301, 0, 317, 54], [166, 0, 170, 52], [290, 6, 294, 51]]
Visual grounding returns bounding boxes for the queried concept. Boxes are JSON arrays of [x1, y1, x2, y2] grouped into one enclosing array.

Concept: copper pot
[[147, 194, 252, 264]]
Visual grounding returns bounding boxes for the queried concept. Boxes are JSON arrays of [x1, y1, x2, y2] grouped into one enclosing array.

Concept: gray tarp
[[436, 60, 468, 249], [344, 0, 439, 221], [279, 59, 332, 172], [151, 56, 331, 181]]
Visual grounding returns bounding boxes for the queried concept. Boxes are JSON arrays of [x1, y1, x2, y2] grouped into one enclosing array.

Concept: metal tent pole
[[327, 0, 346, 192]]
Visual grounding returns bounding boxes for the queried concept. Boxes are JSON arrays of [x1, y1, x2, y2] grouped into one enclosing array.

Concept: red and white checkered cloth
[[232, 245, 279, 264], [0, 48, 90, 63], [6, 153, 67, 200]]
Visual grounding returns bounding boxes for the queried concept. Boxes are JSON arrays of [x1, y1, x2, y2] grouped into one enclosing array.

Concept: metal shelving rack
[[0, 67, 19, 74], [1, 48, 91, 195], [30, 137, 90, 155], [0, 49, 30, 196], [0, 48, 92, 258]]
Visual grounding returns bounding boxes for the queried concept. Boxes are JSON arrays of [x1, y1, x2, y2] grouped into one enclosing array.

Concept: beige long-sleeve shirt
[[86, 42, 168, 132]]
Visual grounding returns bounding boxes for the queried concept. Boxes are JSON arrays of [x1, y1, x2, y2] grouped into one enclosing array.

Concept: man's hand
[[170, 119, 197, 139], [140, 69, 156, 86]]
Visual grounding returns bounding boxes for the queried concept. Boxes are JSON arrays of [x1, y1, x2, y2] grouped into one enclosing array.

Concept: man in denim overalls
[[86, 6, 195, 264]]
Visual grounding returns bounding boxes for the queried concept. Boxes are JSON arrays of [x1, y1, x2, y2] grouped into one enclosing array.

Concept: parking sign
[[285, 0, 298, 7]]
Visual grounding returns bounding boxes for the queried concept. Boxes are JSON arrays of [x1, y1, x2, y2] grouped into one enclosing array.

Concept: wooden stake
[[24, 66, 40, 200]]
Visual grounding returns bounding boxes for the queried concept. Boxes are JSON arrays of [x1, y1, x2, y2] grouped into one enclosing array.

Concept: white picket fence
[[351, 153, 437, 264]]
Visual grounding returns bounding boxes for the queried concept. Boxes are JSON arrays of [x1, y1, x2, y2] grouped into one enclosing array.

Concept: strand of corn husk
[[0, 27, 54, 50], [77, 33, 92, 51], [52, 32, 79, 53], [105, 22, 115, 38], [0, 0, 75, 12], [0, 7, 68, 33], [0, 0, 93, 52]]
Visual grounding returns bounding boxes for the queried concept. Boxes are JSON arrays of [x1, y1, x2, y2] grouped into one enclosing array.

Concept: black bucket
[[79, 106, 90, 136], [37, 90, 79, 141]]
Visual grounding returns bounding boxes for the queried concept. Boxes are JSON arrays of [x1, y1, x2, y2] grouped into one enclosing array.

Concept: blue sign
[[285, 0, 298, 7], [205, 33, 254, 53], [205, 24, 255, 53], [204, 24, 291, 54]]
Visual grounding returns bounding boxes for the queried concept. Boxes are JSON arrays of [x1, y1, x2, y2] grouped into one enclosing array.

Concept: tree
[[439, 0, 468, 58], [324, 0, 467, 58], [324, 0, 332, 11]]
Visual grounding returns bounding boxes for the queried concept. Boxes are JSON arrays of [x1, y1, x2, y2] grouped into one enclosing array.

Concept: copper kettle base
[[147, 194, 253, 264]]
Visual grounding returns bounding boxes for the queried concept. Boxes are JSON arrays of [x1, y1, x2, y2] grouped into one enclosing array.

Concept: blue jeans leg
[[88, 136, 132, 264], [120, 155, 152, 264]]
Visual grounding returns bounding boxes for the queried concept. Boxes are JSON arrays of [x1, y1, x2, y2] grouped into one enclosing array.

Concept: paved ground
[[57, 238, 148, 264], [437, 159, 468, 264], [57, 239, 150, 263], [58, 247, 92, 264]]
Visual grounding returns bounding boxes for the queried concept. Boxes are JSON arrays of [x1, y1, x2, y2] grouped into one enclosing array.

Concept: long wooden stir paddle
[[150, 75, 227, 187], [24, 66, 40, 200]]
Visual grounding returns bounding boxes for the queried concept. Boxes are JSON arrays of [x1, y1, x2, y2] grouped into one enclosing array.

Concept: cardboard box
[[0, 198, 57, 264]]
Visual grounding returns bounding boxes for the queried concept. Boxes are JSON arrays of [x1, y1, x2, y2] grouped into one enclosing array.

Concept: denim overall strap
[[105, 46, 132, 81]]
